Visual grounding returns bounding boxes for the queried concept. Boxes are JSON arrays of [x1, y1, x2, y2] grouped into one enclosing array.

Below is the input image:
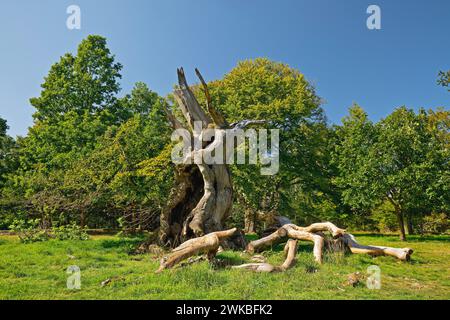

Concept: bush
[[9, 219, 50, 243], [9, 219, 89, 243], [422, 213, 449, 234], [52, 223, 89, 241], [371, 201, 399, 233]]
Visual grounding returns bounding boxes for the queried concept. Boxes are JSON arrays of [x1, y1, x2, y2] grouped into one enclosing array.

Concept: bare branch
[[229, 119, 267, 130], [195, 68, 228, 128]]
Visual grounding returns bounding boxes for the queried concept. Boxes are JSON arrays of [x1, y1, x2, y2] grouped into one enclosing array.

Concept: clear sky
[[0, 0, 448, 137]]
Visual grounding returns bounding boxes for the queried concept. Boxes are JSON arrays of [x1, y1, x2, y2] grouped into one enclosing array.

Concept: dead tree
[[246, 222, 413, 264], [159, 68, 264, 248]]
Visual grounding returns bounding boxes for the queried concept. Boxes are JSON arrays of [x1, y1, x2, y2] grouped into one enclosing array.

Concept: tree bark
[[405, 213, 414, 235], [387, 193, 407, 241], [396, 210, 407, 241]]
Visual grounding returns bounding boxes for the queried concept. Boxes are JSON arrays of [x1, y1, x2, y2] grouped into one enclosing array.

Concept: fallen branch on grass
[[232, 239, 298, 273], [156, 228, 237, 273]]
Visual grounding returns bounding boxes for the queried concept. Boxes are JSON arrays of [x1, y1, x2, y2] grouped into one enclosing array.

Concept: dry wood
[[156, 228, 237, 273], [246, 222, 413, 264], [279, 239, 298, 271], [156, 221, 413, 274], [159, 69, 233, 247], [160, 68, 267, 248], [232, 239, 298, 273], [342, 233, 413, 261]]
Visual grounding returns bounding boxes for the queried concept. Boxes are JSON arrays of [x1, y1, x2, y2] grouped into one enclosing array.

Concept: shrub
[[52, 223, 89, 241], [422, 213, 449, 234], [9, 219, 50, 243], [9, 219, 89, 243], [371, 201, 399, 233]]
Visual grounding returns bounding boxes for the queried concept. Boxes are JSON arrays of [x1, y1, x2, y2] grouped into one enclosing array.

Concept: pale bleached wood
[[342, 233, 413, 261], [246, 227, 288, 254], [231, 263, 276, 273], [232, 239, 298, 273], [246, 222, 413, 264], [279, 239, 298, 271], [159, 69, 233, 246], [246, 224, 325, 263], [156, 228, 237, 273], [290, 222, 346, 238]]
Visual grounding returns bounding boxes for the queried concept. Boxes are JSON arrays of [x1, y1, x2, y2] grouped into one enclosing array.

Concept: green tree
[[333, 105, 448, 240], [21, 35, 124, 172], [437, 70, 449, 91], [30, 35, 122, 122], [331, 104, 378, 216], [194, 58, 331, 228], [0, 118, 17, 191], [9, 36, 172, 227], [29, 83, 172, 228]]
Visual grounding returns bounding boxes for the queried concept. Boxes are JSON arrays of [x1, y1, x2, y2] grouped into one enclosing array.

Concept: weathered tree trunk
[[396, 210, 407, 241], [405, 213, 414, 235], [159, 69, 266, 248], [158, 69, 234, 248]]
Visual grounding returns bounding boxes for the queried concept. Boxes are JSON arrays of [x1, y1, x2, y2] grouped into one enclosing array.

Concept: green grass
[[0, 233, 449, 300]]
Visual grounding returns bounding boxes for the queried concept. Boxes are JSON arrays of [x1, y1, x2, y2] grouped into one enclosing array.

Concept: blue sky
[[0, 0, 448, 137]]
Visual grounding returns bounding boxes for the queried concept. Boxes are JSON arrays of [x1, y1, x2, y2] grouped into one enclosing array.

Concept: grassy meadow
[[0, 233, 449, 300]]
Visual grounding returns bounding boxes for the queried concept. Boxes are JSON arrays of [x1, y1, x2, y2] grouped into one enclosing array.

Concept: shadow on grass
[[101, 237, 146, 254], [353, 233, 450, 242], [215, 253, 248, 266]]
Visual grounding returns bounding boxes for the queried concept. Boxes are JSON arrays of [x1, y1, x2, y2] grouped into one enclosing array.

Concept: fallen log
[[156, 228, 237, 273], [247, 224, 326, 263], [232, 239, 298, 273], [342, 233, 413, 261]]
